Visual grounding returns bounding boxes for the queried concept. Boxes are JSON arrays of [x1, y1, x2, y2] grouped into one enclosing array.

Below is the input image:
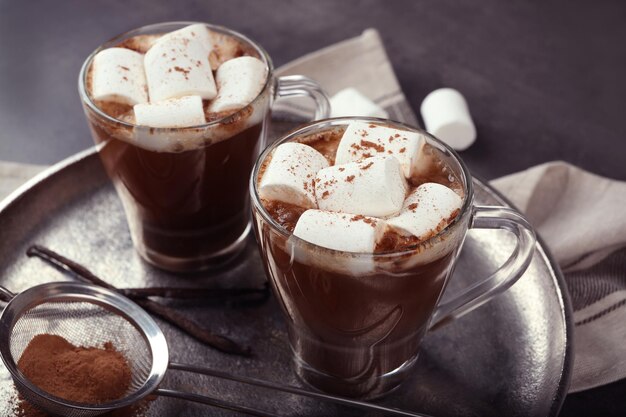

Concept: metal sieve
[[0, 282, 428, 417]]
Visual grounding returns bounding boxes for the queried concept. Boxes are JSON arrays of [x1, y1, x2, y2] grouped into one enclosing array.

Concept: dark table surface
[[1, 1, 625, 416]]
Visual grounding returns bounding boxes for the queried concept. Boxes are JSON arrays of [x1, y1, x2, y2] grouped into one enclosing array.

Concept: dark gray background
[[0, 0, 624, 415]]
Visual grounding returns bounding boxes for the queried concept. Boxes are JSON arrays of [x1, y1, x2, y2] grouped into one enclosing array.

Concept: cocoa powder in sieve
[[14, 334, 144, 417]]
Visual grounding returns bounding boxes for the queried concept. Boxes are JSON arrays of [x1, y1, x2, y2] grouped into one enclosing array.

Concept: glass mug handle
[[429, 205, 537, 329], [275, 75, 331, 120]]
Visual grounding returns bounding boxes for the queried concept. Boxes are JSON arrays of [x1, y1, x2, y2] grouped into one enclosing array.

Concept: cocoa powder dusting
[[359, 140, 385, 153], [262, 200, 307, 232], [15, 334, 147, 417], [295, 128, 343, 165], [350, 215, 377, 228], [376, 230, 421, 253]]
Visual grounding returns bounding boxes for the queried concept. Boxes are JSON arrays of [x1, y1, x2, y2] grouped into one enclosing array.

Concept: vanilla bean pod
[[118, 284, 269, 301], [27, 244, 252, 356]]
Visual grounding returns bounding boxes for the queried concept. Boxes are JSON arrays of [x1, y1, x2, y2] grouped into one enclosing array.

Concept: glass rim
[[77, 21, 275, 131], [250, 116, 475, 258]]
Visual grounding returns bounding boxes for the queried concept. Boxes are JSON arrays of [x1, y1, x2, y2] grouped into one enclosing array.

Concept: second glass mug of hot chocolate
[[78, 22, 330, 272], [250, 117, 536, 399]]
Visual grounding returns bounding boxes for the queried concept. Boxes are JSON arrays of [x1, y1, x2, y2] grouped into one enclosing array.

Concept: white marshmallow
[[315, 155, 407, 217], [259, 143, 329, 208], [335, 121, 427, 179], [387, 183, 463, 240], [91, 47, 148, 105], [208, 57, 268, 113], [156, 24, 213, 53], [420, 88, 476, 151], [144, 37, 217, 102], [330, 88, 389, 119], [134, 95, 206, 128], [293, 209, 386, 253]]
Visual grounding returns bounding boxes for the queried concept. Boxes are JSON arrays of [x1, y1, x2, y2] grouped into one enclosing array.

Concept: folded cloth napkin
[[493, 162, 626, 392], [1, 29, 624, 394], [274, 28, 418, 126]]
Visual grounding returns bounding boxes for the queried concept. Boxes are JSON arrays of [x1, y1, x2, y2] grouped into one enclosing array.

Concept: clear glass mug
[[78, 22, 330, 272], [250, 117, 536, 399]]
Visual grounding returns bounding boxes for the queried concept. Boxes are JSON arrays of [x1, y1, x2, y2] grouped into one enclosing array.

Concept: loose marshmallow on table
[[134, 95, 206, 128], [91, 48, 148, 105], [335, 121, 427, 179], [156, 24, 214, 53], [208, 57, 268, 113], [144, 36, 217, 102], [387, 183, 463, 240], [420, 88, 476, 151], [293, 209, 386, 253], [259, 143, 329, 208], [315, 155, 407, 217], [330, 88, 389, 119]]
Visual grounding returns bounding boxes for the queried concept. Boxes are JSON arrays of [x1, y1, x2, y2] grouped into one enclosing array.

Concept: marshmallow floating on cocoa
[[208, 56, 268, 113], [387, 182, 463, 240], [259, 143, 329, 208], [293, 209, 387, 253], [144, 36, 217, 102], [134, 95, 206, 128], [420, 88, 476, 151], [335, 121, 427, 179], [156, 23, 214, 53], [315, 155, 407, 218], [330, 88, 389, 119], [91, 47, 148, 105]]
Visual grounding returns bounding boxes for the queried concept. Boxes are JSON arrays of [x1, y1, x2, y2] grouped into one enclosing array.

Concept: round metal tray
[[0, 146, 572, 417]]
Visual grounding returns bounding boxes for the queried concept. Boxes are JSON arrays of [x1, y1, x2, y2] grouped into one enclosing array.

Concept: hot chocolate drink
[[80, 23, 272, 271], [252, 120, 468, 398]]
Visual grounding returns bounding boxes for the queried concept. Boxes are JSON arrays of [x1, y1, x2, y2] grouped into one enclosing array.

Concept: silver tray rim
[[0, 147, 574, 416]]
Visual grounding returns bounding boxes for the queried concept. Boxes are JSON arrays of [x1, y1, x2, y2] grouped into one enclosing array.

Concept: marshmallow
[[156, 24, 213, 53], [420, 88, 476, 151], [91, 47, 148, 105], [335, 121, 427, 179], [293, 209, 386, 253], [387, 183, 463, 240], [259, 143, 329, 208], [144, 37, 217, 102], [134, 95, 206, 128], [330, 88, 389, 119], [208, 57, 268, 113], [315, 156, 407, 217]]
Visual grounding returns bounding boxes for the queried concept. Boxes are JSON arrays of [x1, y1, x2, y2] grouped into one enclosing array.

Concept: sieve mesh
[[0, 283, 167, 417]]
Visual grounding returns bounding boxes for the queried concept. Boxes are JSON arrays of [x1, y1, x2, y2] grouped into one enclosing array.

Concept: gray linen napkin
[[274, 28, 418, 125], [492, 162, 626, 392], [1, 29, 624, 393]]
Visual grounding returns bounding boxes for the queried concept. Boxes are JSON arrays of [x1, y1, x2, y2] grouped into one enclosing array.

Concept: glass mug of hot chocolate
[[251, 117, 536, 399], [78, 22, 330, 272]]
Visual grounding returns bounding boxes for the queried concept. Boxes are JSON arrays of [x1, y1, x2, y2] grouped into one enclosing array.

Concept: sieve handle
[[0, 286, 15, 302], [167, 362, 431, 416], [154, 388, 274, 417]]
